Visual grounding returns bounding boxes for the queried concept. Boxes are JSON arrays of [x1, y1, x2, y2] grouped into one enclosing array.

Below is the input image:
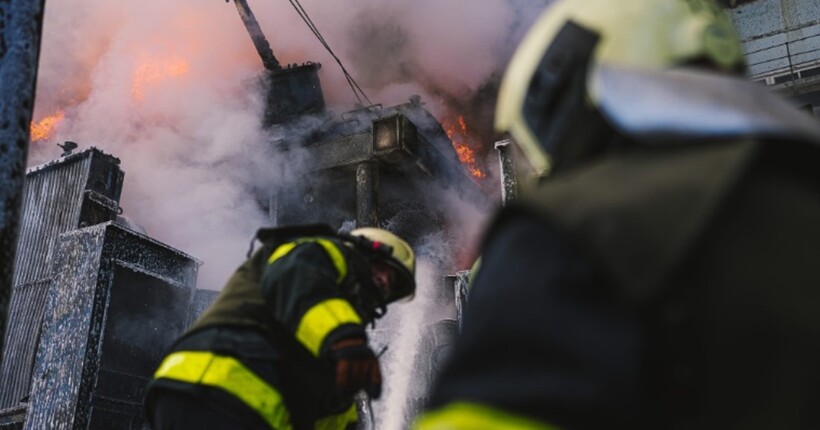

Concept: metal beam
[[0, 0, 46, 359], [494, 139, 519, 205], [355, 161, 379, 227]]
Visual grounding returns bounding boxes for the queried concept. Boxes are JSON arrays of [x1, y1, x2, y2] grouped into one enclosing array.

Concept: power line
[[285, 0, 373, 106]]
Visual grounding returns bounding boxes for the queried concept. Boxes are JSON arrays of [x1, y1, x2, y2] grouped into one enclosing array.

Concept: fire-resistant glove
[[329, 336, 382, 399]]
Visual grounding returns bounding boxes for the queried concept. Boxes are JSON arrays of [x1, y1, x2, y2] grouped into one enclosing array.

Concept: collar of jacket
[[591, 65, 820, 146]]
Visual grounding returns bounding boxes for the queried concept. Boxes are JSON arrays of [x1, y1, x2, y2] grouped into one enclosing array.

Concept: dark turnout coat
[[146, 226, 379, 430], [420, 70, 820, 429]]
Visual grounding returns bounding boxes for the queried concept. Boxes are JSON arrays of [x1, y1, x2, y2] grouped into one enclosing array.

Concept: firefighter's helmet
[[350, 227, 416, 302], [495, 0, 744, 174]]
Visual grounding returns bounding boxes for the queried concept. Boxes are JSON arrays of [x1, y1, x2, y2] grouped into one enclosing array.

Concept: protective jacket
[[147, 225, 382, 430], [419, 73, 820, 429]]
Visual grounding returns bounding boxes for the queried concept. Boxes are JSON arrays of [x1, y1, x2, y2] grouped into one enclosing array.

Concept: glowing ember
[[132, 55, 190, 101], [30, 111, 65, 142], [444, 115, 486, 179]]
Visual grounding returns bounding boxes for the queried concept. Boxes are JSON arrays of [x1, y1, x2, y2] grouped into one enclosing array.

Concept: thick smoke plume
[[31, 0, 546, 285]]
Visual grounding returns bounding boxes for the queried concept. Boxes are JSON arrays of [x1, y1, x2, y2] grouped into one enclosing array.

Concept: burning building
[[228, 0, 488, 242], [1, 1, 491, 429]]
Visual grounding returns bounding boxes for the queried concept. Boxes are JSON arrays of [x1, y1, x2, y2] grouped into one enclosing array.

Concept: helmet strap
[[523, 21, 621, 172]]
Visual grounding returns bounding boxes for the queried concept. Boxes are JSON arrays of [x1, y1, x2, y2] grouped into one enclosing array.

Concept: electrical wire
[[285, 0, 374, 106]]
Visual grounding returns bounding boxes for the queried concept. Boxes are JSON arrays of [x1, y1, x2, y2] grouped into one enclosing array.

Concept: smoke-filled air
[[30, 0, 546, 287]]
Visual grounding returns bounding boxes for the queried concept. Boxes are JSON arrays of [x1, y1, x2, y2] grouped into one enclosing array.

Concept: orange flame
[[132, 55, 190, 101], [30, 111, 65, 142], [444, 115, 486, 179]]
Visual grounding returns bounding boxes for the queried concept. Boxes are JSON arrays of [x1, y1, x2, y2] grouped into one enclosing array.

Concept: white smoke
[[26, 0, 548, 427], [30, 0, 544, 288], [367, 230, 460, 430]]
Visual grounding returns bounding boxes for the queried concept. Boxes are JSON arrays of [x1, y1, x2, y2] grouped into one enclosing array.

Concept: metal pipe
[[0, 0, 47, 359], [355, 161, 379, 227], [232, 0, 282, 72], [494, 139, 519, 206]]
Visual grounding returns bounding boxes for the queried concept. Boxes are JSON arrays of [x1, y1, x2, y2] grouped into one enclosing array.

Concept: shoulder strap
[[255, 224, 336, 247]]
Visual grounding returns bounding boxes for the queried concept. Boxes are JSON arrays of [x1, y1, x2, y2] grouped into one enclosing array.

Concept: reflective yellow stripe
[[413, 402, 561, 430], [313, 239, 348, 283], [296, 298, 362, 356], [154, 351, 292, 430], [315, 404, 358, 430], [268, 238, 348, 283], [268, 242, 298, 265]]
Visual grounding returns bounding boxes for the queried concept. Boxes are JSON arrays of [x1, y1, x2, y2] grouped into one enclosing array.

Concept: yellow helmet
[[496, 0, 744, 174], [350, 227, 416, 301]]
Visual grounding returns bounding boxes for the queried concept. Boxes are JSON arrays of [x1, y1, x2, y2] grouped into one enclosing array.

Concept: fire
[[30, 111, 65, 142], [444, 115, 486, 179], [132, 55, 190, 101]]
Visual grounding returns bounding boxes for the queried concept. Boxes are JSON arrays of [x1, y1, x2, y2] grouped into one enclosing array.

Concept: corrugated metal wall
[[12, 155, 92, 287], [0, 281, 50, 409], [0, 154, 93, 411], [1, 148, 122, 412]]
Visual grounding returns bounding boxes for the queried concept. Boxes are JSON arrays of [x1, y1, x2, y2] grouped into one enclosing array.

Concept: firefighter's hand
[[329, 337, 382, 399]]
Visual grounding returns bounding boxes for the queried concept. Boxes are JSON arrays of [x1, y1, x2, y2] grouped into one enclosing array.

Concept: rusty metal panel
[[0, 280, 50, 409]]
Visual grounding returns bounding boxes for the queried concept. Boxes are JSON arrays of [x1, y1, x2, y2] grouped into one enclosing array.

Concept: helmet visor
[[381, 257, 416, 303]]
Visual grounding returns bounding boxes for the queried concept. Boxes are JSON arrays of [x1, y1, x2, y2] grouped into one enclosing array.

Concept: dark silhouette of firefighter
[[416, 0, 820, 428], [145, 225, 415, 430]]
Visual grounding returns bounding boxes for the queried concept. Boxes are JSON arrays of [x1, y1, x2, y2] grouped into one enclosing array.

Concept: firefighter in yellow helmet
[[145, 224, 415, 430], [417, 0, 820, 428]]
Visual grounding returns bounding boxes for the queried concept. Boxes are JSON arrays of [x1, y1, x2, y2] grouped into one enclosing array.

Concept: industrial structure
[[228, 0, 486, 238], [726, 0, 820, 111], [0, 149, 214, 429], [0, 1, 480, 428]]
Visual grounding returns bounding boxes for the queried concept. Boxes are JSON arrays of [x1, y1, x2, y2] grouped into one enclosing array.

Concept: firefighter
[[416, 0, 820, 428], [145, 224, 415, 430]]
